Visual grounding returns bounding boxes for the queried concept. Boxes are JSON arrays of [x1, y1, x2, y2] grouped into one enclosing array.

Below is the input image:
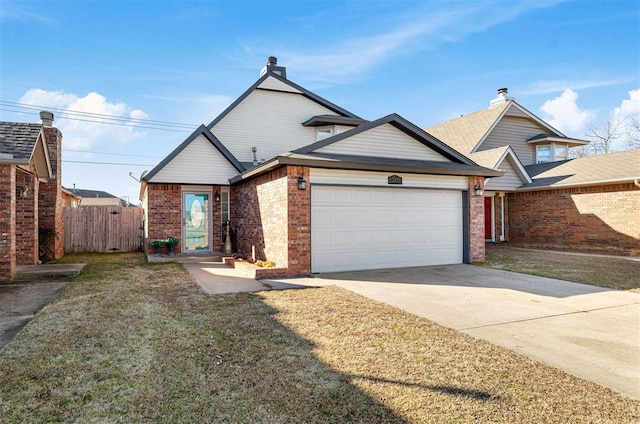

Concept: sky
[[1, 0, 638, 206]]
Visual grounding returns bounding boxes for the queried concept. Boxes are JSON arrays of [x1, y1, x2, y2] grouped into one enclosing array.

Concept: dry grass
[[485, 243, 640, 292], [1, 253, 638, 423]]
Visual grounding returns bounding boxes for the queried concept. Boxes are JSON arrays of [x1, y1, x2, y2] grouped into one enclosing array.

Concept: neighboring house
[[0, 112, 65, 279], [141, 57, 501, 276], [62, 186, 82, 207], [426, 89, 640, 256], [65, 188, 129, 207]]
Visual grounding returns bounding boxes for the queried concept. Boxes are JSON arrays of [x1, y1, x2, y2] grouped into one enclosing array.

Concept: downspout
[[499, 192, 505, 241]]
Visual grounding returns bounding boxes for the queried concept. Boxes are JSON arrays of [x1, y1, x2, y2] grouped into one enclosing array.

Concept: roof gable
[[144, 125, 243, 183], [207, 71, 361, 129], [472, 146, 531, 190], [425, 100, 588, 156], [296, 114, 476, 165], [0, 122, 52, 178]]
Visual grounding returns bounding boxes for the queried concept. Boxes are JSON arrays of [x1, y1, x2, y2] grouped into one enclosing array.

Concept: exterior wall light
[[474, 184, 483, 196], [215, 192, 221, 202], [297, 176, 307, 190]]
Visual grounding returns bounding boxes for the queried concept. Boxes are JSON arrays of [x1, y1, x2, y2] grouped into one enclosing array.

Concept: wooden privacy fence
[[64, 206, 145, 253]]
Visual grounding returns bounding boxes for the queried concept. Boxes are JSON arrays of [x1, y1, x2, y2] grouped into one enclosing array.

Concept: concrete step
[[14, 264, 86, 281]]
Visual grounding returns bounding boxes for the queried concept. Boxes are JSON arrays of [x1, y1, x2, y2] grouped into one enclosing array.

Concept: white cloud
[[613, 89, 640, 119], [540, 89, 594, 135], [19, 89, 149, 149]]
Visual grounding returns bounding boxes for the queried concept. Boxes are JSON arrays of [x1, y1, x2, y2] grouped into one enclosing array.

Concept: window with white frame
[[536, 145, 551, 163], [555, 144, 568, 161]]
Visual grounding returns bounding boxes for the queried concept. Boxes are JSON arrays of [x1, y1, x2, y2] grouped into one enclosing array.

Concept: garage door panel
[[312, 186, 463, 273]]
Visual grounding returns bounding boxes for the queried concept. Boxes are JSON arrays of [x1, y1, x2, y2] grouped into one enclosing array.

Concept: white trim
[[499, 192, 505, 241]]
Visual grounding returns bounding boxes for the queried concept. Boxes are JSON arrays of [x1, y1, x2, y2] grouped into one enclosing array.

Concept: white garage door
[[311, 186, 463, 273]]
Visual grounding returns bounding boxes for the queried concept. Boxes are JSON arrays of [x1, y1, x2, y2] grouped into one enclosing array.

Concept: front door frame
[[181, 185, 214, 254], [484, 195, 494, 241]]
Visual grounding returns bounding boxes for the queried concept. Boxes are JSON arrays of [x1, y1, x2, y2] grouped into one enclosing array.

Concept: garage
[[311, 185, 464, 273]]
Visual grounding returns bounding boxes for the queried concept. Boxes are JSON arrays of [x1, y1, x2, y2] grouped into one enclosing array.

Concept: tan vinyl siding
[[310, 168, 468, 190], [485, 156, 525, 191], [478, 117, 546, 165], [316, 123, 450, 162], [211, 89, 336, 162], [257, 76, 302, 93], [149, 135, 239, 184]]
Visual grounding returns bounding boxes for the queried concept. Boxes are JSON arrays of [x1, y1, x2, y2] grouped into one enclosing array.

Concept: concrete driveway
[[266, 265, 640, 400]]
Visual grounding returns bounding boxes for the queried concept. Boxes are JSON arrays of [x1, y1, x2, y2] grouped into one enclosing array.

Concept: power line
[[63, 160, 155, 166], [0, 100, 200, 133], [63, 148, 161, 158]]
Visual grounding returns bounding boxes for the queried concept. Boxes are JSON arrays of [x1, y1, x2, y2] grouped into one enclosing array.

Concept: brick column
[[16, 168, 38, 265], [0, 165, 16, 279], [39, 126, 64, 261], [468, 176, 485, 262], [287, 165, 311, 275]]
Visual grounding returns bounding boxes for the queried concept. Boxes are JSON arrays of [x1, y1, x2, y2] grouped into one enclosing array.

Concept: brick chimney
[[39, 111, 64, 261]]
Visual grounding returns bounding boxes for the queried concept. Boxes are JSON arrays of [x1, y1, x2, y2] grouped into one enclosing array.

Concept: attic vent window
[[388, 175, 403, 185], [316, 127, 333, 141]]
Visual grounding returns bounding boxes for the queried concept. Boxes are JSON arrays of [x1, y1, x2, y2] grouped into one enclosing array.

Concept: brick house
[[0, 112, 65, 279], [426, 89, 640, 256], [140, 58, 501, 276]]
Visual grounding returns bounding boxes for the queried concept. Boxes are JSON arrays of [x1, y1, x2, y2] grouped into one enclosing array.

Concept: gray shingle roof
[[522, 149, 640, 189], [0, 122, 42, 161], [424, 102, 509, 155]]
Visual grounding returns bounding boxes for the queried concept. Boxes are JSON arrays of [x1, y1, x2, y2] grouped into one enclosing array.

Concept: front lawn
[[1, 253, 638, 423], [485, 243, 640, 292]]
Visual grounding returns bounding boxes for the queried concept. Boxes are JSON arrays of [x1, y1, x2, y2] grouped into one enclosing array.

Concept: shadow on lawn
[[346, 373, 500, 401]]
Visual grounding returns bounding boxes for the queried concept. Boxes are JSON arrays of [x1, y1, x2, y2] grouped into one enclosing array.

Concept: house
[[65, 187, 129, 207], [0, 112, 65, 279], [426, 89, 640, 256], [140, 57, 501, 276], [61, 186, 82, 208]]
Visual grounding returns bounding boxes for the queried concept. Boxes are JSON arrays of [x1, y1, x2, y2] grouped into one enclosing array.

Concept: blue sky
[[1, 0, 638, 205]]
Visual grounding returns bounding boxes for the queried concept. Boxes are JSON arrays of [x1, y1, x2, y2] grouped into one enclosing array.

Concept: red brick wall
[[39, 127, 64, 261], [146, 184, 182, 252], [15, 168, 38, 265], [508, 183, 640, 256], [233, 167, 289, 268], [468, 176, 485, 262], [0, 165, 16, 279]]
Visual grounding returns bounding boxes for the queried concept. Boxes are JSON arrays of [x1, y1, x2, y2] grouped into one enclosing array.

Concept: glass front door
[[183, 192, 210, 252]]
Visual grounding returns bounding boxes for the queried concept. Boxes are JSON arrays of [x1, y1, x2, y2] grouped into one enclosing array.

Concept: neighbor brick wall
[[468, 176, 485, 262], [508, 183, 640, 256], [15, 167, 38, 265], [39, 126, 64, 261], [146, 184, 182, 252], [0, 165, 16, 279]]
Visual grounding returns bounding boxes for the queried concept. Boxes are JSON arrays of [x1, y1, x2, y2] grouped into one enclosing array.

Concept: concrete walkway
[[263, 265, 640, 400], [183, 261, 307, 294]]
